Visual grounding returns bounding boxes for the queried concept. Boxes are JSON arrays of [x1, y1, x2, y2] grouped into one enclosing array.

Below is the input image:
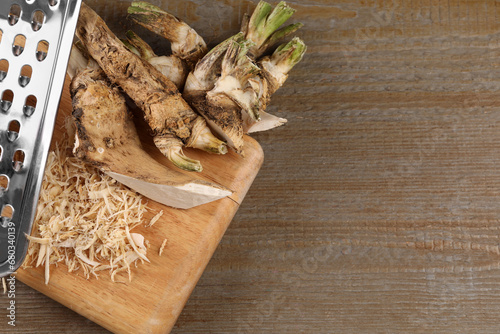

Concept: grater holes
[[0, 204, 14, 227], [49, 0, 59, 7], [19, 65, 32, 87], [7, 120, 20, 143], [8, 4, 22, 26], [23, 95, 36, 117], [0, 59, 8, 82], [13, 35, 26, 57], [12, 150, 25, 172], [36, 40, 49, 61], [0, 175, 9, 197], [31, 10, 45, 32], [1, 90, 13, 113]]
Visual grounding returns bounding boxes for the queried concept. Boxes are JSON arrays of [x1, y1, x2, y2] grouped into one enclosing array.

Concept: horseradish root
[[244, 37, 306, 133], [70, 67, 231, 208], [207, 37, 262, 122], [260, 37, 307, 98], [127, 1, 207, 68], [76, 3, 226, 172], [184, 35, 246, 152], [125, 30, 188, 90]]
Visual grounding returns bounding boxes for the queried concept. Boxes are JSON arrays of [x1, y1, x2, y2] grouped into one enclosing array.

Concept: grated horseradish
[[22, 142, 154, 284]]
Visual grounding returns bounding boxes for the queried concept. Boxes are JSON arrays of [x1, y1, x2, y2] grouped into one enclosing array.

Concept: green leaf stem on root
[[128, 1, 207, 67], [243, 1, 300, 58], [167, 145, 203, 172], [125, 30, 156, 60], [186, 118, 229, 155], [259, 36, 306, 95]]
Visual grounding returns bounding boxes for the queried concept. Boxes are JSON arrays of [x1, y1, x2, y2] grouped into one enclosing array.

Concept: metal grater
[[0, 0, 81, 277]]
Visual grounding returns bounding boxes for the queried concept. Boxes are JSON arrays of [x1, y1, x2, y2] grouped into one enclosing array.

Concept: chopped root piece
[[148, 210, 164, 227], [2, 277, 6, 294], [159, 239, 167, 256]]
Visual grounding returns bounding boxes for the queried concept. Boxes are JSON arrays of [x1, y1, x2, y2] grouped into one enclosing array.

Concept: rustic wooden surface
[[7, 0, 500, 333]]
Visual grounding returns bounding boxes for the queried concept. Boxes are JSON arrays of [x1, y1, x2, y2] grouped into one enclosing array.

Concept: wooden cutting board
[[15, 71, 264, 333]]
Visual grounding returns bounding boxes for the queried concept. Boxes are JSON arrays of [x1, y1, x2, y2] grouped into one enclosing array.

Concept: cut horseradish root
[[70, 66, 232, 209], [243, 110, 287, 133]]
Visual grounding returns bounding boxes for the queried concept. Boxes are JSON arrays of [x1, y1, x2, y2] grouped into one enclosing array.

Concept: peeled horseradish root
[[242, 36, 307, 132], [70, 65, 232, 209]]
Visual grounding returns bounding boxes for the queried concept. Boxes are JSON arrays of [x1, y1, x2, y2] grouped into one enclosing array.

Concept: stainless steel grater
[[0, 0, 81, 276]]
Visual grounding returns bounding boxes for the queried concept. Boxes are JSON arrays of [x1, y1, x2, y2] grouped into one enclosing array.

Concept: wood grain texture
[[6, 0, 500, 333]]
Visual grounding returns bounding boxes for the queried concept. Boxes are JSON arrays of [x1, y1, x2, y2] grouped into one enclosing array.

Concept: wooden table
[[6, 0, 500, 332]]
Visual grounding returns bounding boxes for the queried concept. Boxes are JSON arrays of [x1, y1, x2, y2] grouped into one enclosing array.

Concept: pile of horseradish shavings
[[22, 142, 160, 284]]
